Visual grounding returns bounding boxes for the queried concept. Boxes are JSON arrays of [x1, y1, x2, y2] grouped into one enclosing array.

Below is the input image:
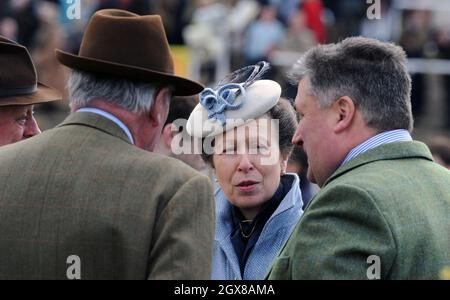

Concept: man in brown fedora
[[0, 36, 61, 147], [0, 9, 214, 280]]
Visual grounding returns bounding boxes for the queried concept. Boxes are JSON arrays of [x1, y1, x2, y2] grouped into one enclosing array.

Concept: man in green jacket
[[0, 10, 214, 279], [267, 37, 450, 280]]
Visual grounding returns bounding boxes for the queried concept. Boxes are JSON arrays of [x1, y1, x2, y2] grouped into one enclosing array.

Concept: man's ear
[[148, 87, 171, 128], [161, 123, 176, 148], [332, 96, 356, 134]]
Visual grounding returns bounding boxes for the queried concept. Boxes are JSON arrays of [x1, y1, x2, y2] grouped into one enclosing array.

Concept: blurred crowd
[[1, 1, 450, 125], [1, 0, 450, 178]]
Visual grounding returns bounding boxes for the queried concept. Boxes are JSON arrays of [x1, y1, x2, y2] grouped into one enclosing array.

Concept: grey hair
[[68, 71, 159, 113], [288, 36, 413, 132]]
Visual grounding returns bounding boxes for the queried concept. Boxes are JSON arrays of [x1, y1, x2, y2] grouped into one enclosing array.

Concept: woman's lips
[[236, 181, 259, 193]]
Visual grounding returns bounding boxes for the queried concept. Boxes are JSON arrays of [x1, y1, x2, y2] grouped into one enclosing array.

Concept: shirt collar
[[341, 129, 412, 167], [76, 107, 134, 145]]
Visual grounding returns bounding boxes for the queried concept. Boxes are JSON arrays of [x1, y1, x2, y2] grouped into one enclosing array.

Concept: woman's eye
[[254, 144, 269, 151], [218, 147, 235, 154]]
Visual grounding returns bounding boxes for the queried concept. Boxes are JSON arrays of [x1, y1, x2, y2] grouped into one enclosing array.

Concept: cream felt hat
[[186, 62, 281, 138]]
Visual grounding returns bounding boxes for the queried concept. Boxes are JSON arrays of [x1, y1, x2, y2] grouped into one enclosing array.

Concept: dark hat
[[0, 36, 61, 107], [56, 9, 204, 96]]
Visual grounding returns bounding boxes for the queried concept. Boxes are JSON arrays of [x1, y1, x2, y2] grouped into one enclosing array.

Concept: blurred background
[[1, 0, 450, 192]]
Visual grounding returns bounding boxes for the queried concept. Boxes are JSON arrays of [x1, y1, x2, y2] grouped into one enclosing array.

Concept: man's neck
[[73, 100, 155, 151], [341, 129, 412, 167]]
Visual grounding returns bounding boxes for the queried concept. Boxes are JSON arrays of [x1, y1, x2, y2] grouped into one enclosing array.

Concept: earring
[[281, 160, 288, 175]]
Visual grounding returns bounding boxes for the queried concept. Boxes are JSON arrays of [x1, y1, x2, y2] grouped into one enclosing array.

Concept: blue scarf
[[230, 175, 293, 275]]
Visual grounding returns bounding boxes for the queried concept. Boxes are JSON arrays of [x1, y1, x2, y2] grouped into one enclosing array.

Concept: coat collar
[[57, 111, 133, 145], [323, 141, 433, 188]]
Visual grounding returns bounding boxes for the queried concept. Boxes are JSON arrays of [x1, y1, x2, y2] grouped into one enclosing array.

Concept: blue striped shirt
[[340, 129, 412, 166]]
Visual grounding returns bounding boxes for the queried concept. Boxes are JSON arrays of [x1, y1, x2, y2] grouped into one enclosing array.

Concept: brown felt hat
[[0, 36, 61, 107], [56, 9, 204, 97]]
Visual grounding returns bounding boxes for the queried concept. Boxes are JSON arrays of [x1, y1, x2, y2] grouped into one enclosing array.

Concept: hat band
[[0, 84, 37, 98]]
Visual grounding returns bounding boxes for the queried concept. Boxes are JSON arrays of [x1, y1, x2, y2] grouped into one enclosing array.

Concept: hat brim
[[0, 82, 61, 107], [56, 49, 204, 97]]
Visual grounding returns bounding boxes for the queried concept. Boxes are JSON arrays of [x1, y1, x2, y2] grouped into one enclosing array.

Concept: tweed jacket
[[212, 173, 304, 280], [0, 112, 215, 280], [268, 141, 450, 280]]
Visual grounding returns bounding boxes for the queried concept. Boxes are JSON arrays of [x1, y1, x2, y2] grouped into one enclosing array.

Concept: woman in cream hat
[[187, 62, 304, 279]]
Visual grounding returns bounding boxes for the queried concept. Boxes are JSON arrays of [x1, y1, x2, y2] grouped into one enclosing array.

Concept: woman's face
[[212, 115, 287, 220]]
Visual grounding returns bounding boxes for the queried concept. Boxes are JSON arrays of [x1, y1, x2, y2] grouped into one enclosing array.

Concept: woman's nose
[[237, 154, 255, 173], [23, 116, 41, 139]]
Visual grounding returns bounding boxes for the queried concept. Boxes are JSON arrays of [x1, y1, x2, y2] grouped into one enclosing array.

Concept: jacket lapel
[[57, 111, 133, 145]]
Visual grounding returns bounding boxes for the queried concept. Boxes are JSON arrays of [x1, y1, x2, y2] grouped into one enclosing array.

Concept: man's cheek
[[0, 134, 15, 146]]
